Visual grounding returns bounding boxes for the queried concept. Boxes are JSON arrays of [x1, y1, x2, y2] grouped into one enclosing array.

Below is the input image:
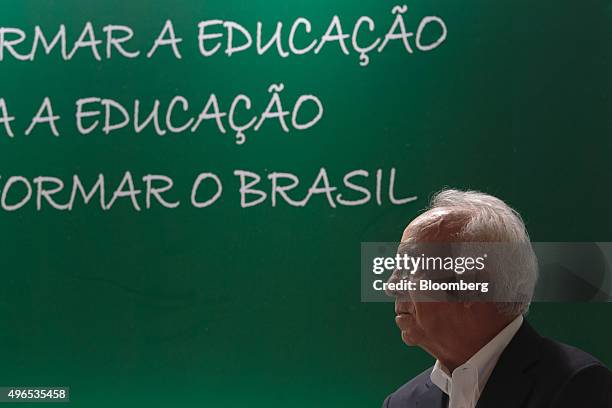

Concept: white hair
[[425, 189, 538, 316]]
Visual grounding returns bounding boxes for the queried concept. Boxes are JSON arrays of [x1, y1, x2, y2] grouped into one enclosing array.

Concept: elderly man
[[383, 189, 612, 408]]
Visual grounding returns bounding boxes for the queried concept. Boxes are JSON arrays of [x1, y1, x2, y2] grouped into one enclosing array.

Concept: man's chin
[[401, 330, 419, 346]]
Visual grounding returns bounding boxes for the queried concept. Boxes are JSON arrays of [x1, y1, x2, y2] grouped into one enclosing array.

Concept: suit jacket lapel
[[417, 377, 448, 408], [476, 320, 541, 408]]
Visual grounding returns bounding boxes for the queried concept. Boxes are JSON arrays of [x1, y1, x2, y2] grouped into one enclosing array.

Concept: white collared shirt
[[430, 315, 523, 408]]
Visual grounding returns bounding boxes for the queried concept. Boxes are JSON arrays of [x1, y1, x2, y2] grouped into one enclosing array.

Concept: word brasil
[[0, 167, 417, 211]]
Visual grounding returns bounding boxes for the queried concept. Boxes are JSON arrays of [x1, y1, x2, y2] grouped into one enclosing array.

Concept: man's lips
[[395, 310, 412, 316], [395, 303, 414, 316], [395, 312, 413, 329]]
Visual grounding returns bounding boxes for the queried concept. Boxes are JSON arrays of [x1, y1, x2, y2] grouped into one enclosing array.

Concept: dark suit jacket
[[382, 321, 612, 408]]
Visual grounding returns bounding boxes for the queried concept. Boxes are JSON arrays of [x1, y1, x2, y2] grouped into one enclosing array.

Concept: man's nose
[[386, 268, 414, 303], [385, 268, 403, 298]]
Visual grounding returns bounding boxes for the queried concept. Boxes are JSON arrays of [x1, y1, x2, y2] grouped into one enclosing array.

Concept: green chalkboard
[[0, 0, 610, 407]]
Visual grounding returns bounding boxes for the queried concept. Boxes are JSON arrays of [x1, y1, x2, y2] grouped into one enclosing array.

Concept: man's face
[[392, 212, 464, 350], [395, 297, 454, 347]]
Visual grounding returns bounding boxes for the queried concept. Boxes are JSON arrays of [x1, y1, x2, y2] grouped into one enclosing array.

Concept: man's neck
[[435, 315, 518, 373]]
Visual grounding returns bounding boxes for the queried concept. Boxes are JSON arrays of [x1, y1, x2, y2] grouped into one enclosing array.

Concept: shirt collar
[[430, 315, 524, 398]]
